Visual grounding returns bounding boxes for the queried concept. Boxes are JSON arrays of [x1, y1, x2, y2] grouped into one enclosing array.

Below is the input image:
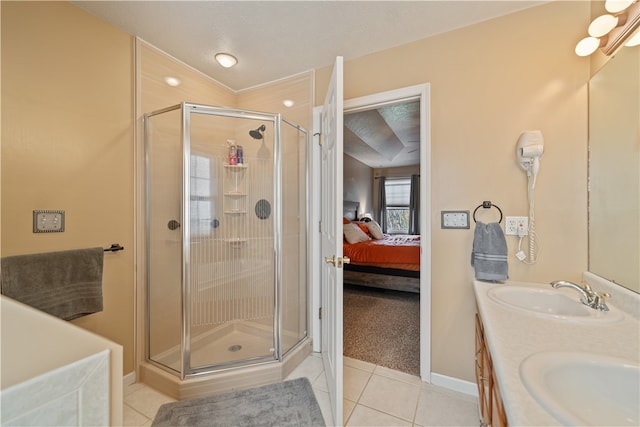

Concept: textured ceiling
[[73, 1, 547, 169], [345, 101, 421, 168], [74, 1, 546, 91]]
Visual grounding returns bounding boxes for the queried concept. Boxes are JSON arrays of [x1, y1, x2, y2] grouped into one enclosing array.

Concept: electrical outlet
[[33, 210, 65, 233], [441, 211, 470, 229], [505, 216, 528, 236]]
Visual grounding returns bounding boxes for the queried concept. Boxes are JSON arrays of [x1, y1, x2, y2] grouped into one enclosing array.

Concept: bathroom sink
[[487, 285, 623, 322], [520, 351, 640, 426]]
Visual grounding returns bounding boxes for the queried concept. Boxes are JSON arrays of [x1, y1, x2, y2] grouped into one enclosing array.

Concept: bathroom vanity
[[473, 274, 640, 426]]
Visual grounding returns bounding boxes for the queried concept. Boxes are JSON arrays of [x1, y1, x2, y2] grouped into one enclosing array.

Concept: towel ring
[[472, 201, 503, 223]]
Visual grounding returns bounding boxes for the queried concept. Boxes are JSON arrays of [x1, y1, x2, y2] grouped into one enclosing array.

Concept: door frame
[[311, 83, 432, 381]]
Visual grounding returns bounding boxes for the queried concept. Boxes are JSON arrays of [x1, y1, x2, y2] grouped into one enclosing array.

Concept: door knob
[[324, 256, 351, 267], [324, 256, 336, 265]]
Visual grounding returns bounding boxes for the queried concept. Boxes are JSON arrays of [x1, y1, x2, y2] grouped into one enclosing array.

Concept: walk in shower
[[144, 102, 309, 382]]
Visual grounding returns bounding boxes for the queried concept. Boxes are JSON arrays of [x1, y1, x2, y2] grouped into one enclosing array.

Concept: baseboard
[[123, 371, 136, 388], [430, 372, 478, 397]]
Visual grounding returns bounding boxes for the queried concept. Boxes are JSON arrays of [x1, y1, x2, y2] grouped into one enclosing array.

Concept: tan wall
[[316, 1, 590, 382], [1, 1, 135, 374], [344, 154, 374, 216]]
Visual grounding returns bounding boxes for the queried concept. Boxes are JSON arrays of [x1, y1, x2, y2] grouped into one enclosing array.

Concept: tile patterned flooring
[[124, 353, 479, 426]]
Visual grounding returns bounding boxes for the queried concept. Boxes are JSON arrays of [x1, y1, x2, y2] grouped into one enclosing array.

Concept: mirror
[[588, 46, 640, 293]]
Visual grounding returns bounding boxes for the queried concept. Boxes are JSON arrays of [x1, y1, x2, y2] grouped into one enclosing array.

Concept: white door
[[321, 56, 344, 427]]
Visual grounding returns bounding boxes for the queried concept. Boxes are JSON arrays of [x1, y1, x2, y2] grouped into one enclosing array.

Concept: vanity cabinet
[[475, 313, 507, 427]]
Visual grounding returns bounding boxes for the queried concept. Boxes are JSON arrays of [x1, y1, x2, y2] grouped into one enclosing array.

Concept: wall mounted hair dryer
[[516, 130, 544, 189], [515, 130, 544, 264]]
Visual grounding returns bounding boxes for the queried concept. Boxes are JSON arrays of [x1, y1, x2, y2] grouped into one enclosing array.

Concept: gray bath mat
[[151, 377, 325, 426]]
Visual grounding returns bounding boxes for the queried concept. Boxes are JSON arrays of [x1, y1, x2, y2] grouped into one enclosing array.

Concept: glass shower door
[[185, 108, 277, 374], [146, 105, 184, 374]]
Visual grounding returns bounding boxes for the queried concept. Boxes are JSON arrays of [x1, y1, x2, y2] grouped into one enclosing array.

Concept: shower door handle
[[324, 256, 351, 268]]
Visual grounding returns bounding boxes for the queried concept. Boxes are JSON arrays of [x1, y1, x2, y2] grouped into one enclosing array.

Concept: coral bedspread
[[343, 235, 420, 271]]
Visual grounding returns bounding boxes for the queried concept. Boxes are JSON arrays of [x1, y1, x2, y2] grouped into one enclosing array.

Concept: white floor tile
[[286, 352, 325, 383], [344, 356, 376, 372], [312, 388, 334, 426], [313, 368, 329, 392], [344, 365, 372, 402], [414, 384, 479, 427], [124, 385, 175, 419], [346, 404, 412, 427], [358, 374, 420, 422], [125, 354, 478, 427], [343, 399, 357, 425], [123, 404, 150, 427], [373, 365, 422, 385]]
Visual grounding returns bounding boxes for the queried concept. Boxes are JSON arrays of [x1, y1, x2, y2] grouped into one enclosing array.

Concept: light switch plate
[[441, 210, 470, 229], [33, 210, 65, 233]]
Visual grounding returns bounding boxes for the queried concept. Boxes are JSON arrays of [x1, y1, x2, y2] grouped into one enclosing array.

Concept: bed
[[342, 200, 421, 293]]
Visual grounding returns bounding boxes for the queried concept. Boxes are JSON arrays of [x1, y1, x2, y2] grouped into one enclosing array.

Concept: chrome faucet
[[550, 280, 610, 311]]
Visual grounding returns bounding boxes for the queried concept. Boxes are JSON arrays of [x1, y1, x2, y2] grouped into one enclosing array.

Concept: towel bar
[[104, 244, 124, 252], [472, 201, 503, 223]]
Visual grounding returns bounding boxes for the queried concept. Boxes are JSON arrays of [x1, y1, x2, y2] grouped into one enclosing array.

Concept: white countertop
[[473, 278, 640, 426]]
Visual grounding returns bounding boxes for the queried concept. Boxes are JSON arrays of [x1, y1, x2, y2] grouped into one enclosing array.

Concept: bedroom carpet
[[343, 284, 420, 376], [151, 378, 325, 427]]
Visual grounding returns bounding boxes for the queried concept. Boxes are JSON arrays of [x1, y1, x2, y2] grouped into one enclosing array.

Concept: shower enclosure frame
[[144, 102, 310, 380]]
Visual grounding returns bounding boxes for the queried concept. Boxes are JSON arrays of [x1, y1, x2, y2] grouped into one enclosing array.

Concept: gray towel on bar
[[1, 248, 104, 320], [471, 221, 508, 281]]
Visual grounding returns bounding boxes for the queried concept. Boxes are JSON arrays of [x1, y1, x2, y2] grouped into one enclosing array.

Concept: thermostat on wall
[[33, 210, 65, 233]]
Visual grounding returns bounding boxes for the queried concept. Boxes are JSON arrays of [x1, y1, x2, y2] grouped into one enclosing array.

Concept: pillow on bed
[[355, 222, 371, 236], [365, 220, 384, 239], [343, 223, 371, 243]]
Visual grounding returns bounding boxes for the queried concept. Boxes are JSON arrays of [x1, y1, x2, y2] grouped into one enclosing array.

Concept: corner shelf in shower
[[223, 238, 248, 248], [223, 163, 248, 169], [223, 160, 248, 244]]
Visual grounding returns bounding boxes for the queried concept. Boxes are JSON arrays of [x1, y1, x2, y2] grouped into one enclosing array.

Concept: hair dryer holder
[[516, 130, 544, 174], [517, 130, 544, 188]]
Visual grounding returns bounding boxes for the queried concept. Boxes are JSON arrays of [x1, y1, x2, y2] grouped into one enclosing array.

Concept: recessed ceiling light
[[283, 99, 295, 108], [215, 53, 238, 68], [164, 76, 181, 87]]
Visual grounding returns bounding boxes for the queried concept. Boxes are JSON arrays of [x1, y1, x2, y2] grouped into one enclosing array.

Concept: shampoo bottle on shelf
[[227, 139, 237, 165], [237, 145, 243, 165]]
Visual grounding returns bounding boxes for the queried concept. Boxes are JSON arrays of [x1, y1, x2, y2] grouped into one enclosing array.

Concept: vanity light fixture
[[215, 53, 238, 68], [575, 0, 640, 56]]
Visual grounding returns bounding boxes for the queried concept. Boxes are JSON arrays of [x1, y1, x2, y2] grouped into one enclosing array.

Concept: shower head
[[249, 125, 266, 140]]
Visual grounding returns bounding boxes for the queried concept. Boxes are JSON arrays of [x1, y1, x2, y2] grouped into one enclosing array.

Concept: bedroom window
[[190, 153, 217, 236], [384, 177, 411, 234]]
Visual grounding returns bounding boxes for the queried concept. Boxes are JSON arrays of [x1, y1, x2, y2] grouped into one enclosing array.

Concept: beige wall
[[1, 1, 135, 374], [317, 1, 590, 382], [344, 154, 374, 216], [2, 0, 596, 386]]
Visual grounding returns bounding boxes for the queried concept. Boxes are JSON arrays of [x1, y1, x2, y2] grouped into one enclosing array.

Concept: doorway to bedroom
[[341, 84, 430, 380]]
